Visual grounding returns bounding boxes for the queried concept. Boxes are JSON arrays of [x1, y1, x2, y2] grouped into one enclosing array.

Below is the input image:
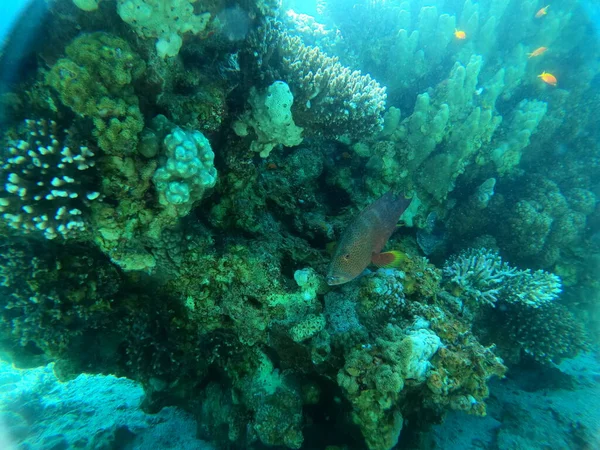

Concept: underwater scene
[[0, 0, 598, 448]]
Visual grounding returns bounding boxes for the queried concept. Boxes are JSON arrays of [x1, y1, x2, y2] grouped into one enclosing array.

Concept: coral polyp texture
[[46, 32, 145, 155], [0, 0, 598, 449], [153, 126, 217, 211], [0, 119, 99, 239]]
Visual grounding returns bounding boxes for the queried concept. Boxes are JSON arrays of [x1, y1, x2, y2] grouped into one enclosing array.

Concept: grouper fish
[[326, 192, 412, 286]]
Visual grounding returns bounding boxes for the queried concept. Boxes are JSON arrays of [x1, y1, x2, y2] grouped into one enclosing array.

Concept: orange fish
[[528, 46, 548, 58], [326, 192, 412, 286], [454, 29, 467, 40], [535, 5, 549, 18], [538, 71, 557, 86]]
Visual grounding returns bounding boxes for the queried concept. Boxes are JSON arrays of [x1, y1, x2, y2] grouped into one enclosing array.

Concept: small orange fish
[[454, 29, 467, 40], [326, 192, 412, 286], [535, 5, 549, 18], [538, 71, 557, 86], [528, 46, 548, 58]]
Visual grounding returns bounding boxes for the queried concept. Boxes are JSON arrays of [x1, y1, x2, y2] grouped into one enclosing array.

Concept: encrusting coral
[[233, 80, 304, 158], [116, 0, 211, 58]]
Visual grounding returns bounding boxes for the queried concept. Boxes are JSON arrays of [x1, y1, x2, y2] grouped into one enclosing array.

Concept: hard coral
[[489, 302, 590, 365], [249, 20, 387, 140], [444, 248, 562, 308], [153, 126, 217, 214], [0, 119, 100, 239], [46, 32, 145, 155]]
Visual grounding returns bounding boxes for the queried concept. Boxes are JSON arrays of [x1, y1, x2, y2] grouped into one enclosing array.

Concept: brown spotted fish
[[326, 192, 412, 286]]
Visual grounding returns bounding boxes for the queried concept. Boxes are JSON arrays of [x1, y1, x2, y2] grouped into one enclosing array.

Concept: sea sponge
[[234, 81, 304, 158]]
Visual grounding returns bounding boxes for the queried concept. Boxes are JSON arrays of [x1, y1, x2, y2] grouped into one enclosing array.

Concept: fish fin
[[372, 250, 406, 268], [326, 241, 337, 255]]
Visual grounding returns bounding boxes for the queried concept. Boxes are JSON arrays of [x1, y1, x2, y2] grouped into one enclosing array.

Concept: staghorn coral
[[0, 119, 100, 239], [248, 20, 387, 140], [443, 248, 516, 306], [503, 269, 562, 308]]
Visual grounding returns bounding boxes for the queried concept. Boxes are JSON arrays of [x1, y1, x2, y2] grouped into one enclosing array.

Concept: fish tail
[[372, 250, 407, 268]]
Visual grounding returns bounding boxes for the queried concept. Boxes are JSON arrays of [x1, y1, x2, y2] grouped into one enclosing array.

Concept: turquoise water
[[0, 0, 598, 449]]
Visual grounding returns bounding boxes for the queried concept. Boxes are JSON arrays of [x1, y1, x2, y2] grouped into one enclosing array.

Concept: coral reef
[[443, 248, 562, 308], [480, 302, 590, 365], [0, 0, 598, 449]]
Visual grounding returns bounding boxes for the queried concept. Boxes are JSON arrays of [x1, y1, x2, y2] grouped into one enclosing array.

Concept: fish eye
[[343, 254, 350, 260]]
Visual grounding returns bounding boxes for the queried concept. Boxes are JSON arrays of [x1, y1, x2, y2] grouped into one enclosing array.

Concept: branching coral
[[443, 248, 517, 306], [486, 302, 590, 365], [444, 248, 562, 308], [0, 119, 100, 239], [2, 1, 599, 449], [248, 20, 387, 140]]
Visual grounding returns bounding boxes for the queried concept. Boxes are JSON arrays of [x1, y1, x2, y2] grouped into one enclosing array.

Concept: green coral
[[46, 32, 145, 155]]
